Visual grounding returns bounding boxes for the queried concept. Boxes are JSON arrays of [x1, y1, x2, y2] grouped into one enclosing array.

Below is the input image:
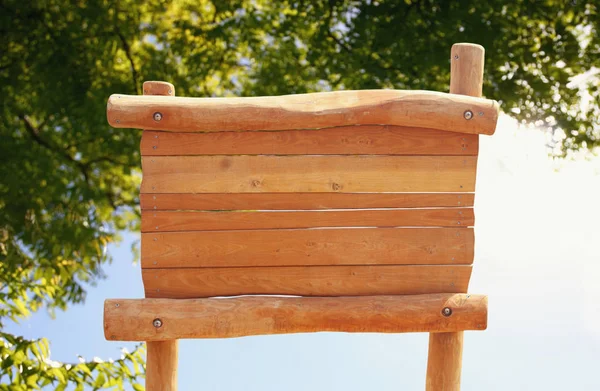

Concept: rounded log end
[[143, 81, 175, 96], [106, 94, 125, 128], [451, 42, 485, 54]]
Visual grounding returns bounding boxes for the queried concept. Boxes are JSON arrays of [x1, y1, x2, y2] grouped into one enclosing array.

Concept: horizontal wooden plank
[[107, 90, 499, 135], [142, 265, 472, 298], [141, 156, 477, 193], [140, 193, 475, 210], [141, 208, 474, 232], [104, 294, 488, 341], [142, 228, 473, 268], [141, 126, 479, 156]]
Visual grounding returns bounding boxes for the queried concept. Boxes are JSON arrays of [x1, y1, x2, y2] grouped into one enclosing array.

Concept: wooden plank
[[141, 126, 479, 156], [140, 193, 475, 211], [141, 155, 477, 193], [104, 294, 488, 341], [141, 228, 474, 268], [141, 208, 474, 232], [142, 265, 472, 298], [107, 89, 499, 135]]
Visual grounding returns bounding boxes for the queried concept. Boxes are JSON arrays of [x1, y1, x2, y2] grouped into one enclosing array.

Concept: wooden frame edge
[[104, 293, 488, 341], [107, 89, 499, 135]]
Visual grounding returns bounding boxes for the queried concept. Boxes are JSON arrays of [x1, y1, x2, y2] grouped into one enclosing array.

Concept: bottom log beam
[[426, 332, 464, 391], [104, 294, 487, 341], [146, 340, 178, 391]]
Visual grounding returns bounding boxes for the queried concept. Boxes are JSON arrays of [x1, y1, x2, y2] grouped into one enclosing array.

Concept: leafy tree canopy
[[1, 0, 598, 388]]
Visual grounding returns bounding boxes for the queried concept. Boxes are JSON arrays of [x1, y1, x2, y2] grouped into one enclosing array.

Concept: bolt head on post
[[153, 112, 163, 122], [153, 318, 163, 328]]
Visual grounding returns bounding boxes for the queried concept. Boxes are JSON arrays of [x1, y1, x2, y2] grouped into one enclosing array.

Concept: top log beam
[[107, 90, 499, 135]]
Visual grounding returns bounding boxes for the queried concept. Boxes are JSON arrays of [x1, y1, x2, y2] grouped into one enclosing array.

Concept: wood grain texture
[[141, 155, 477, 193], [141, 228, 474, 268], [424, 43, 485, 391], [104, 294, 488, 341], [143, 81, 175, 97], [450, 43, 485, 97], [426, 332, 464, 391], [142, 265, 472, 298], [141, 208, 474, 232], [146, 340, 178, 391], [141, 126, 479, 156], [107, 89, 499, 135], [140, 193, 476, 211]]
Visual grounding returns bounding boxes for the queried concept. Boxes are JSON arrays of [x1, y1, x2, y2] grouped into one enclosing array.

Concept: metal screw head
[[115, 303, 120, 308], [153, 145, 157, 149], [454, 55, 459, 60], [153, 112, 163, 121], [153, 318, 163, 328], [464, 110, 473, 120], [442, 307, 453, 317]]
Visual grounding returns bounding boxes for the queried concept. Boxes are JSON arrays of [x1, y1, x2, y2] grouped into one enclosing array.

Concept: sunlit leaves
[[0, 333, 145, 390]]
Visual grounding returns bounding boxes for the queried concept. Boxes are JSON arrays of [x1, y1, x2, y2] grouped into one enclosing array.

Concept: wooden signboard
[[104, 43, 498, 391]]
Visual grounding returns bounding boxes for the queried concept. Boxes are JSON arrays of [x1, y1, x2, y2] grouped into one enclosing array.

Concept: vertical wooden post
[[146, 340, 178, 391], [143, 80, 178, 391], [449, 43, 485, 97], [426, 43, 485, 391], [426, 332, 464, 391]]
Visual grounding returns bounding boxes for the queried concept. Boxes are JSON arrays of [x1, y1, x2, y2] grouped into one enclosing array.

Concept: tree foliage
[[0, 0, 598, 389]]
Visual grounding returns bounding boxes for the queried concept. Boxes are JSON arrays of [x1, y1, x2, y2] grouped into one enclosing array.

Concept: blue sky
[[7, 115, 600, 390]]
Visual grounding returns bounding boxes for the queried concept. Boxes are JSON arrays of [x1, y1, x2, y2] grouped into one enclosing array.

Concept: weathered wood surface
[[140, 192, 475, 211], [141, 126, 478, 156], [143, 81, 175, 97], [142, 265, 472, 298], [146, 340, 178, 391], [141, 228, 474, 268], [107, 89, 499, 135], [104, 294, 488, 341], [142, 82, 179, 391], [424, 43, 487, 391], [141, 208, 474, 232], [426, 332, 464, 391], [450, 43, 485, 97], [141, 155, 477, 193]]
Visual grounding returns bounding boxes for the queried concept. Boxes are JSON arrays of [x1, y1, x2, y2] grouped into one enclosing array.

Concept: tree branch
[[115, 28, 140, 94]]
